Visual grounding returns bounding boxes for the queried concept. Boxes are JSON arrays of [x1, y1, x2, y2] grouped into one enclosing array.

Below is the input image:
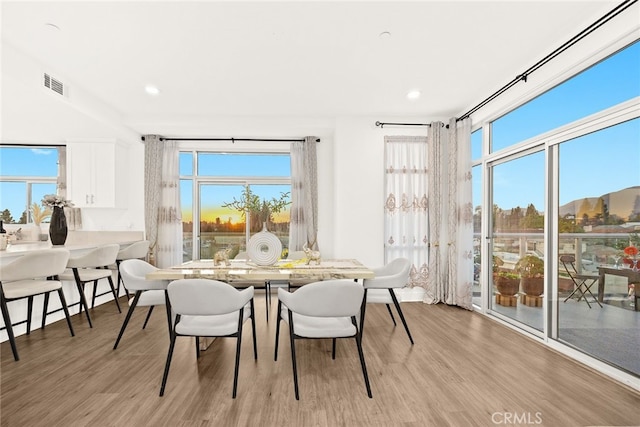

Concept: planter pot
[[49, 206, 68, 246], [521, 277, 544, 296], [495, 277, 519, 296]]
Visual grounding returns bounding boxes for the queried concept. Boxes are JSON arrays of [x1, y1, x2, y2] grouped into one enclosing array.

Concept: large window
[[0, 146, 59, 224], [180, 151, 291, 262], [491, 40, 640, 152], [476, 39, 640, 378]]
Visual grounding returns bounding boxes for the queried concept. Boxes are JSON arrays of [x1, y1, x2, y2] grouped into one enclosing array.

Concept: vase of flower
[[42, 194, 73, 246]]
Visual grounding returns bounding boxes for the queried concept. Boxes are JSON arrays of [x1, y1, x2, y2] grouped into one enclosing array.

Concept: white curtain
[[384, 136, 429, 287], [144, 136, 183, 268], [446, 118, 473, 309], [423, 119, 473, 309], [289, 136, 319, 251], [425, 123, 444, 302]]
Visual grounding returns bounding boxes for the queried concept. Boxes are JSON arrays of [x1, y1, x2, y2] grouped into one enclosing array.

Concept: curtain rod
[[375, 121, 448, 129], [141, 137, 320, 143], [458, 0, 637, 120]]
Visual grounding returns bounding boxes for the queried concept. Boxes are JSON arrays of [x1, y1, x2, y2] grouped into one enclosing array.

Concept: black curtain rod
[[375, 121, 448, 129], [141, 137, 320, 143], [458, 0, 637, 121]]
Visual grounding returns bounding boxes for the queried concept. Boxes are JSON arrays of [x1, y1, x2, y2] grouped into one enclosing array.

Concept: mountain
[[559, 186, 640, 221]]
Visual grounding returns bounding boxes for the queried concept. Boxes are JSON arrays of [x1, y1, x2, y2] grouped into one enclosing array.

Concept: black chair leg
[[274, 300, 282, 361], [76, 282, 93, 328], [26, 296, 33, 335], [359, 290, 367, 339], [332, 338, 337, 359], [113, 291, 142, 349], [250, 300, 257, 360], [159, 321, 179, 397], [385, 303, 397, 325], [389, 289, 414, 345], [195, 336, 200, 358], [107, 275, 122, 313], [142, 306, 154, 329], [232, 308, 244, 398], [92, 280, 98, 309], [0, 294, 19, 361], [288, 311, 300, 400], [57, 289, 75, 337], [164, 291, 173, 336], [353, 316, 372, 398], [41, 292, 50, 329]]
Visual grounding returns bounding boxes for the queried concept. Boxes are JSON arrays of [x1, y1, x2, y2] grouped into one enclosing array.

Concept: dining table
[[145, 258, 375, 283], [597, 265, 640, 311]]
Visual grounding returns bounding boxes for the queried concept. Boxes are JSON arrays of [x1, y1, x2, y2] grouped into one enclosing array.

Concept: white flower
[[42, 194, 74, 208]]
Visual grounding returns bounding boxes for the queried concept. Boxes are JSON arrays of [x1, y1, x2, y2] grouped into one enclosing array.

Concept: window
[[0, 146, 60, 224], [477, 38, 640, 377], [180, 151, 291, 262], [491, 40, 640, 152]]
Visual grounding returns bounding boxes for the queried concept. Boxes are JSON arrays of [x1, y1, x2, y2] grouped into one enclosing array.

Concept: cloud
[[30, 148, 53, 156]]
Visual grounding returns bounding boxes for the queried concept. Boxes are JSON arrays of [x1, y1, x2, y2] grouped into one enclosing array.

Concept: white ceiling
[[0, 0, 621, 139]]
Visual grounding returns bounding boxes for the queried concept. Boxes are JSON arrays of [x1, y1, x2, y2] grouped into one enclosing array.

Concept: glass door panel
[[199, 184, 246, 260], [490, 150, 545, 331], [557, 118, 640, 376]]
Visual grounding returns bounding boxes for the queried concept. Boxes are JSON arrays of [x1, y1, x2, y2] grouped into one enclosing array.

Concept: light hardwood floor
[[1, 294, 639, 426]]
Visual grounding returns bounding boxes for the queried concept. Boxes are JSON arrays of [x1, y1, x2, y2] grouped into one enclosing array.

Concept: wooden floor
[[1, 294, 639, 427]]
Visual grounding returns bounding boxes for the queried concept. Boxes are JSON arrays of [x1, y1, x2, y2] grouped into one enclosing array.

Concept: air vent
[[43, 73, 65, 96]]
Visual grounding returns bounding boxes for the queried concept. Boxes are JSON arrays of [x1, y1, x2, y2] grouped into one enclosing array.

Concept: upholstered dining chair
[[160, 279, 257, 398], [0, 248, 74, 361], [113, 259, 171, 349], [360, 257, 414, 344], [58, 243, 121, 327], [115, 240, 150, 299], [274, 279, 372, 400]]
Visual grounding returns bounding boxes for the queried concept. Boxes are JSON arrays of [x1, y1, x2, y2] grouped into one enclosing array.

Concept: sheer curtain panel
[[384, 136, 429, 287], [144, 136, 182, 268], [289, 136, 319, 251]]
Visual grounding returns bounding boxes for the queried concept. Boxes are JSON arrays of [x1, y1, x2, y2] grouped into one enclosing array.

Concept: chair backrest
[[0, 248, 70, 282], [363, 258, 411, 289], [559, 254, 578, 276], [120, 259, 168, 291], [278, 279, 363, 317], [117, 240, 150, 261], [168, 279, 253, 316], [67, 243, 120, 268]]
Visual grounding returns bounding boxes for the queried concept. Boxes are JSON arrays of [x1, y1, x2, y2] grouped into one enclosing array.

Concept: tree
[[222, 185, 290, 232], [18, 211, 27, 224], [1, 209, 14, 224], [522, 203, 544, 230]]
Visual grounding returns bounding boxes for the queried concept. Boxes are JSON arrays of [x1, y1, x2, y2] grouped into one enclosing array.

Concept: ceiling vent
[[43, 73, 66, 96]]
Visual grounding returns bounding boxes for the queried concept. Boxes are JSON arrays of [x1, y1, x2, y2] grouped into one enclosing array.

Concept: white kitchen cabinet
[[66, 140, 128, 208]]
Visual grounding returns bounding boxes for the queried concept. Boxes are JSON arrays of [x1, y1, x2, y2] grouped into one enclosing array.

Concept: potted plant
[[495, 270, 520, 296], [515, 255, 544, 296], [30, 203, 51, 241]]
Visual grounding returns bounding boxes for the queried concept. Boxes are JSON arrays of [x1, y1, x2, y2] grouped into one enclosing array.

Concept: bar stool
[[58, 243, 121, 327], [115, 240, 150, 298], [0, 248, 74, 361]]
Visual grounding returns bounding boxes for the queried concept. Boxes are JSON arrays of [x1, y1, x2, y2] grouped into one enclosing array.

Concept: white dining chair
[[113, 259, 171, 349], [115, 240, 150, 298], [360, 257, 414, 345], [274, 279, 372, 400], [159, 279, 257, 398], [0, 248, 74, 361], [58, 243, 121, 327]]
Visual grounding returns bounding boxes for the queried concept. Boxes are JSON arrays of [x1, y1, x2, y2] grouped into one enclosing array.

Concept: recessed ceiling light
[[145, 85, 160, 96], [379, 31, 391, 38], [407, 90, 421, 100]]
